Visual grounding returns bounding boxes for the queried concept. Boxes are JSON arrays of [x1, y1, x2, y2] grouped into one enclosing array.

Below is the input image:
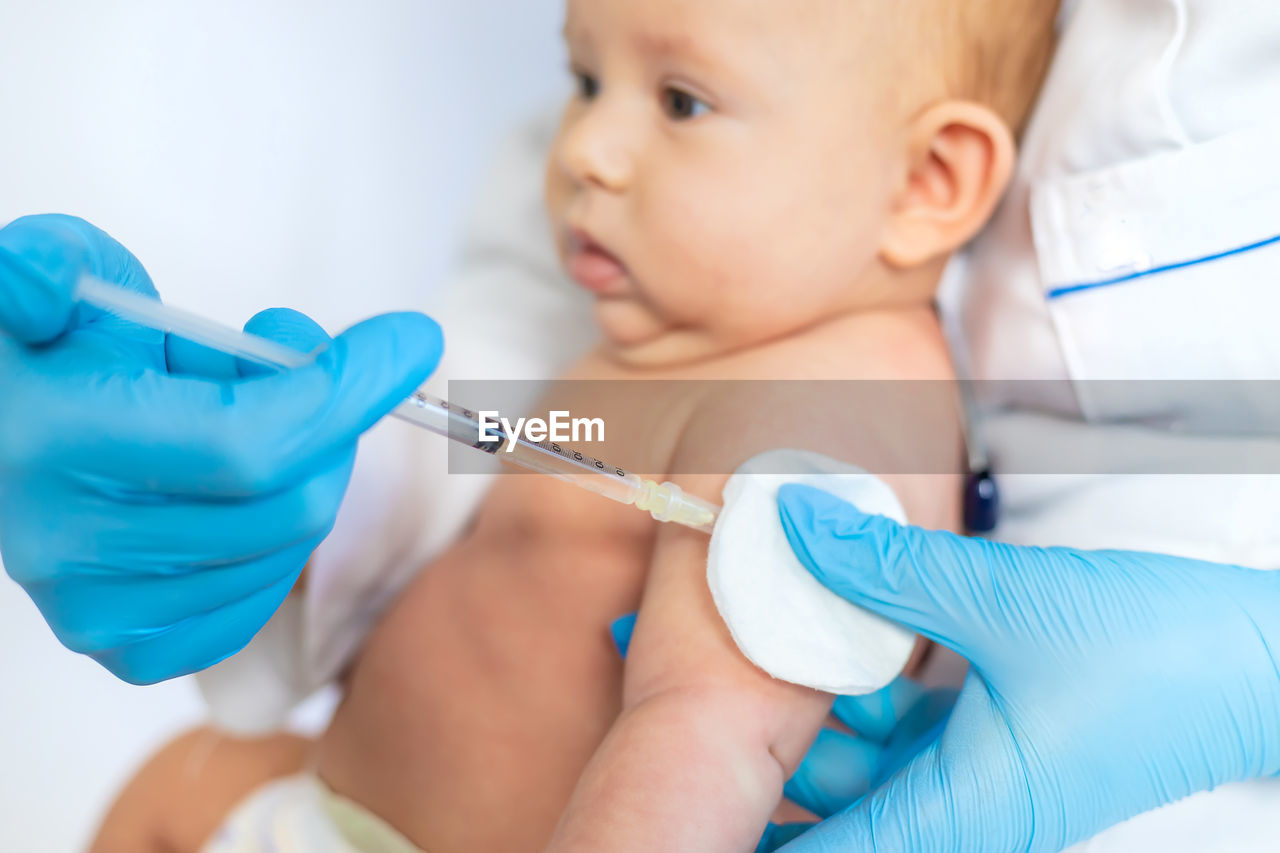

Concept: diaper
[[201, 774, 424, 853]]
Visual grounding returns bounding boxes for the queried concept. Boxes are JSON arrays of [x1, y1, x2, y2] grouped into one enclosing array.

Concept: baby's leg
[[90, 727, 310, 853]]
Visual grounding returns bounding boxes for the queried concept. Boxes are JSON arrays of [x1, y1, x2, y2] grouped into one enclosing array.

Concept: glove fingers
[[785, 676, 1033, 853], [610, 612, 638, 658], [0, 235, 74, 344], [0, 214, 155, 344], [831, 676, 928, 743], [86, 543, 311, 685], [782, 742, 953, 853], [100, 455, 351, 571], [27, 311, 439, 499], [756, 822, 815, 852], [778, 484, 997, 655], [788, 684, 959, 822], [785, 728, 883, 818], [870, 687, 959, 789], [11, 453, 348, 654], [165, 334, 242, 379], [29, 531, 322, 659]]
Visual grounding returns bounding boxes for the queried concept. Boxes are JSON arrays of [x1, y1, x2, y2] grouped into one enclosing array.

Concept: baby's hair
[[911, 0, 1062, 134]]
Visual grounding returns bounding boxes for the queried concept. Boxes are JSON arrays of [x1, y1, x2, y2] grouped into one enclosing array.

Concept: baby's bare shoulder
[[550, 310, 960, 524], [664, 308, 962, 531]]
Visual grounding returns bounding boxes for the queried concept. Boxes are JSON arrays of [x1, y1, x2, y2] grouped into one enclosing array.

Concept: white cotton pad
[[707, 449, 916, 695]]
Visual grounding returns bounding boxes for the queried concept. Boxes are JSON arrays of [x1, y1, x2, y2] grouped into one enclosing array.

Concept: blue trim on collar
[[1046, 231, 1280, 300]]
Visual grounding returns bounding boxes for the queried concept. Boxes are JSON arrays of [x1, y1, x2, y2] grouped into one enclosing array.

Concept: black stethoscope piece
[[963, 466, 999, 533]]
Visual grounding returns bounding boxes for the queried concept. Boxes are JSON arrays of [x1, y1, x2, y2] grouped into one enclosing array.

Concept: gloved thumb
[[307, 310, 444, 440], [777, 483, 999, 656]]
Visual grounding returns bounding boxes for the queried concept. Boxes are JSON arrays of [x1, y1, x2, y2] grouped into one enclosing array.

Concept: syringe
[[76, 275, 720, 534]]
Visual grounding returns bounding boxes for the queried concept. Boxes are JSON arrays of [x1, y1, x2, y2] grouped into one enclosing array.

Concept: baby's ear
[[879, 101, 1015, 268]]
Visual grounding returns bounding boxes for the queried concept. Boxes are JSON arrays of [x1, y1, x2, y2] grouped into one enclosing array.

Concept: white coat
[[960, 0, 1280, 848]]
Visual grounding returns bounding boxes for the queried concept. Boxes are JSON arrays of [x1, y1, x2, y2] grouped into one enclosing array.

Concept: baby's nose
[[556, 104, 635, 193]]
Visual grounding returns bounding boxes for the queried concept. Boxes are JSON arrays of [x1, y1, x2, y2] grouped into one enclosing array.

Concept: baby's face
[[545, 0, 908, 365]]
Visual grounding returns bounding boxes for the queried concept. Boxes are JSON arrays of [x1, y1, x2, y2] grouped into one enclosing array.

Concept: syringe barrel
[[392, 391, 720, 532], [393, 392, 507, 453], [504, 436, 647, 504], [394, 392, 646, 502]]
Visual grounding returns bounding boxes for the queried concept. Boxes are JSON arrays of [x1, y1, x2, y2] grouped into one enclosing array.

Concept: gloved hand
[[611, 615, 957, 853], [771, 484, 1280, 852], [0, 214, 443, 684], [756, 676, 957, 851], [762, 678, 957, 850]]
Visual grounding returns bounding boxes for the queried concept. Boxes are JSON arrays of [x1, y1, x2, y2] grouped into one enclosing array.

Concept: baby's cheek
[[644, 211, 732, 307], [710, 251, 823, 337], [639, 177, 824, 341]]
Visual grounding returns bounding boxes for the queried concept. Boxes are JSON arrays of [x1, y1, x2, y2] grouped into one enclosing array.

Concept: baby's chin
[[593, 299, 784, 369], [593, 298, 719, 368]]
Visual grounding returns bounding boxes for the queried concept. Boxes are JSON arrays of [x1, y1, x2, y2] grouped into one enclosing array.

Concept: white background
[[0, 3, 563, 850]]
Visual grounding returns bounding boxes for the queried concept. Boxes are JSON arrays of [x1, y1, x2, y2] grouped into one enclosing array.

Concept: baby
[[93, 0, 1058, 850]]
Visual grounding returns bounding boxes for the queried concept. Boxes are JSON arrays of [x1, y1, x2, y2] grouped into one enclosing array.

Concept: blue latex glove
[[781, 679, 957, 817], [773, 484, 1280, 852], [0, 214, 443, 684], [609, 614, 957, 852], [759, 679, 958, 852]]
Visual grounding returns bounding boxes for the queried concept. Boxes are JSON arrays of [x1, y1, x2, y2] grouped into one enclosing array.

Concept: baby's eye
[[574, 70, 600, 101], [662, 87, 710, 121]]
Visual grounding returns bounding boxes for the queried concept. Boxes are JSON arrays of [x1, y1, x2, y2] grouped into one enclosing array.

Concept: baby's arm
[[547, 339, 961, 850], [548, 487, 831, 851]]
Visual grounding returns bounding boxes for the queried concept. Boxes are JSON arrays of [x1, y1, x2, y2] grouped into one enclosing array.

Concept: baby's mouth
[[566, 229, 630, 296]]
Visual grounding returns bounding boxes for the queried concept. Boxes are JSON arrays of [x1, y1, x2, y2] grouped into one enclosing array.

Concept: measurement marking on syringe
[[432, 396, 506, 454], [541, 441, 630, 478]]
